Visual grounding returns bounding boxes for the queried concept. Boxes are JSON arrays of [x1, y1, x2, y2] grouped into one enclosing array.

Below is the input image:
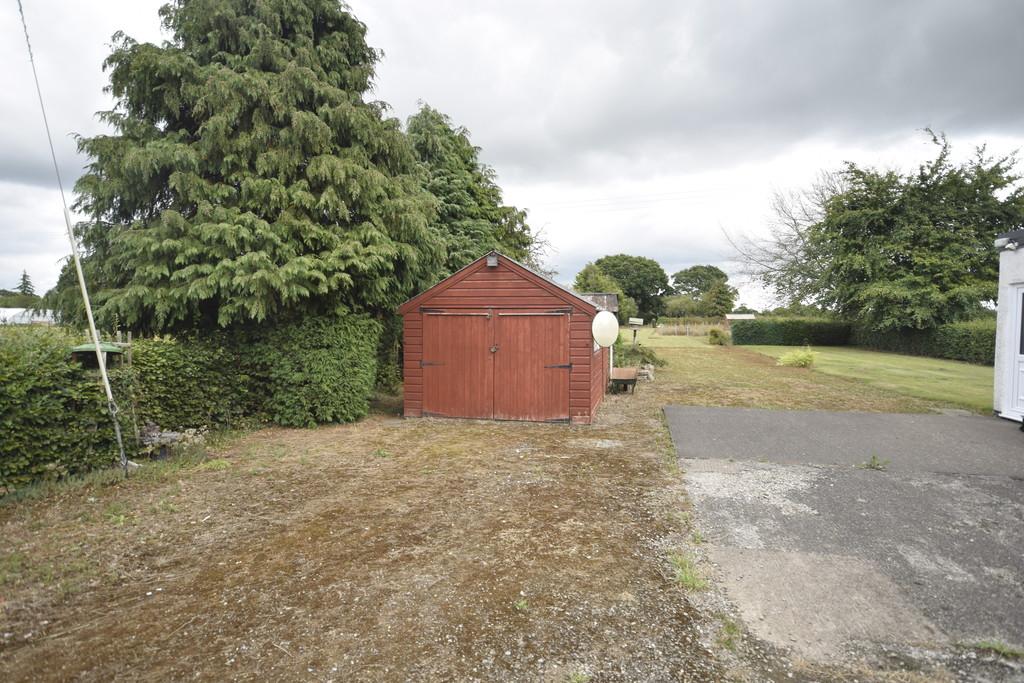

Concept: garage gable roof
[[398, 251, 599, 315]]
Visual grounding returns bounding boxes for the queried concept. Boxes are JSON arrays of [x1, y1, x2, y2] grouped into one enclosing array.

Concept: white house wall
[[994, 247, 1024, 416]]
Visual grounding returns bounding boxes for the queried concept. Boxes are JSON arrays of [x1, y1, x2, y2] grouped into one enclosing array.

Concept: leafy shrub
[[732, 318, 852, 346], [707, 328, 730, 345], [253, 316, 382, 427], [777, 346, 816, 368], [613, 338, 666, 367], [0, 327, 130, 492], [851, 319, 995, 365]]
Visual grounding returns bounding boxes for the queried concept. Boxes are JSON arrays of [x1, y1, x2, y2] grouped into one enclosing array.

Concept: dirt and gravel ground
[[1, 341, 1008, 681]]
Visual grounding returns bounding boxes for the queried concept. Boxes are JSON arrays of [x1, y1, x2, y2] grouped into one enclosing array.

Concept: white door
[[1007, 285, 1024, 420]]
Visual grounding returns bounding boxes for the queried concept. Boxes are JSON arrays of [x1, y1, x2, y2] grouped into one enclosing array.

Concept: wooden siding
[[400, 253, 605, 424]]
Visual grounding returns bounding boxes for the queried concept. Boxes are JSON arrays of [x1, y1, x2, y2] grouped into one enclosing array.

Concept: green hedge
[[129, 336, 252, 431], [1, 315, 381, 491], [253, 316, 382, 427], [731, 318, 852, 346], [0, 327, 130, 491], [851, 319, 996, 365]]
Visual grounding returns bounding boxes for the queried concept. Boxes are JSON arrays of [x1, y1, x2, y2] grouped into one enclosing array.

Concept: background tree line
[[733, 132, 1023, 332], [572, 256, 746, 322]]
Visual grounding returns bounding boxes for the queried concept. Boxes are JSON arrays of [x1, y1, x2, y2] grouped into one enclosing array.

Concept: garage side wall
[[569, 314, 594, 424]]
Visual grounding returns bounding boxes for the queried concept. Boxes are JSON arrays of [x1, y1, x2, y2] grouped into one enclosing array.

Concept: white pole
[[17, 1, 127, 473]]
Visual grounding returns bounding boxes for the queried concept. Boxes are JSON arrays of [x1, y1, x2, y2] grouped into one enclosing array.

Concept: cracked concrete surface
[[666, 406, 1024, 670]]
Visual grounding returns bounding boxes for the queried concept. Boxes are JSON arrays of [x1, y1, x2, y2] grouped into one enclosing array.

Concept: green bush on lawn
[[707, 327, 730, 345], [731, 318, 852, 346], [777, 346, 816, 368], [614, 336, 666, 367]]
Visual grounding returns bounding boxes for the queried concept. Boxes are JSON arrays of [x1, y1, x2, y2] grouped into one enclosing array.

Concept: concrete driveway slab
[[666, 406, 1024, 676]]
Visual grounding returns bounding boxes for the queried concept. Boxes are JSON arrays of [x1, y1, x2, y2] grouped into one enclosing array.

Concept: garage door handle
[[545, 363, 572, 369], [490, 345, 499, 353]]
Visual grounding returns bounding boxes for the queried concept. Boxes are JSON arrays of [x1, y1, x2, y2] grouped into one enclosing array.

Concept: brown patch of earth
[[0, 345, 962, 681]]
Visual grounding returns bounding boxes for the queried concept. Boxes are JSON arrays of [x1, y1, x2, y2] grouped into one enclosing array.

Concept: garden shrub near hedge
[[1, 314, 381, 491], [0, 327, 130, 491], [731, 318, 852, 346], [852, 319, 996, 365], [252, 316, 382, 428]]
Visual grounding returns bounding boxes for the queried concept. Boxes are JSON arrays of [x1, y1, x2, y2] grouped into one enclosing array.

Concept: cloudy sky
[[3, 0, 1023, 306]]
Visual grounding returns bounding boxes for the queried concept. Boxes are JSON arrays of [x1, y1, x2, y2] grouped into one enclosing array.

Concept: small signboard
[[628, 317, 644, 329]]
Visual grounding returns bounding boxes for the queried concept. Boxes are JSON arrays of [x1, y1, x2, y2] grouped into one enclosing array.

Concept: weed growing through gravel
[[104, 502, 132, 526], [970, 640, 1024, 659], [198, 458, 231, 472], [858, 454, 890, 471], [513, 598, 529, 611], [716, 616, 742, 651], [566, 672, 591, 683], [668, 552, 706, 591]]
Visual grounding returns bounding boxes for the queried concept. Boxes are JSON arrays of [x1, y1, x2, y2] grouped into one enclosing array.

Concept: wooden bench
[[610, 367, 638, 394]]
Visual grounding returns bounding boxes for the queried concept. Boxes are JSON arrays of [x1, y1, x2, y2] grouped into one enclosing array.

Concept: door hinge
[[544, 363, 572, 369]]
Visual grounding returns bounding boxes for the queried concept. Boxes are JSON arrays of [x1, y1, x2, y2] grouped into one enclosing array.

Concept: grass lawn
[[746, 345, 993, 413], [629, 326, 708, 348]]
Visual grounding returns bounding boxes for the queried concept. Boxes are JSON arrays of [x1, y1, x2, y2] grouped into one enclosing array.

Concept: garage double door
[[420, 310, 570, 422]]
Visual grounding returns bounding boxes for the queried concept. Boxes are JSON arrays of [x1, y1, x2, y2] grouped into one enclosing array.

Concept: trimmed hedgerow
[[129, 336, 252, 430], [0, 327, 130, 492], [129, 315, 381, 429], [731, 318, 852, 346], [851, 319, 996, 365], [252, 316, 382, 428], [1, 315, 381, 491]]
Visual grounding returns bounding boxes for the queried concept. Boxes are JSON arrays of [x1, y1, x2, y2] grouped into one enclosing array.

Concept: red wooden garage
[[399, 252, 609, 424]]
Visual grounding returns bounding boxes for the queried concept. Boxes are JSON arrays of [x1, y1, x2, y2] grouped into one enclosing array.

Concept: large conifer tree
[[406, 105, 537, 275], [55, 0, 440, 331]]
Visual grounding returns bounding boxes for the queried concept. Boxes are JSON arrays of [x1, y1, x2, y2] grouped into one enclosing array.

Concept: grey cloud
[[359, 0, 1024, 182]]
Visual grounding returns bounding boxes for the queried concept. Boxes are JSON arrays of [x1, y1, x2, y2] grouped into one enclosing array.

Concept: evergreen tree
[[699, 281, 738, 317], [16, 271, 34, 297], [572, 262, 638, 324], [407, 105, 536, 275], [50, 0, 441, 332]]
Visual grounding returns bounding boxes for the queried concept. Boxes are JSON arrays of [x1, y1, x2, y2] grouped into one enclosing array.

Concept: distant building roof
[[724, 313, 756, 320], [577, 292, 619, 313], [0, 308, 54, 325]]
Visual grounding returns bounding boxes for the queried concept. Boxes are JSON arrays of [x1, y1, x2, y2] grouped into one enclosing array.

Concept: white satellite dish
[[591, 310, 619, 347]]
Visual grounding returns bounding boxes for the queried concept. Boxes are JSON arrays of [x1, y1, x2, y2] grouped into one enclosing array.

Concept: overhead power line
[[16, 0, 128, 474]]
